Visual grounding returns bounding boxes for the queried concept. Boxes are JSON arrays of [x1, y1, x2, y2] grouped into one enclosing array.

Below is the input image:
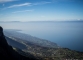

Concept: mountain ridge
[[4, 30, 59, 48]]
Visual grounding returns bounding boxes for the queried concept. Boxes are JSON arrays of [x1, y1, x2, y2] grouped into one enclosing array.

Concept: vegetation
[[4, 30, 83, 60]]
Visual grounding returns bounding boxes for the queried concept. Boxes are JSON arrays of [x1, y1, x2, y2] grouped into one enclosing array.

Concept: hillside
[[4, 30, 59, 48], [4, 30, 83, 60], [0, 27, 38, 60]]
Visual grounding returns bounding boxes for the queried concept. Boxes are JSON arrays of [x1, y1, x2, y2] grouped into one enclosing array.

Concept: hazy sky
[[0, 0, 83, 21]]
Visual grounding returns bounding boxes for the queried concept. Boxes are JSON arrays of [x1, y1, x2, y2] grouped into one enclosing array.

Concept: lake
[[0, 21, 83, 52]]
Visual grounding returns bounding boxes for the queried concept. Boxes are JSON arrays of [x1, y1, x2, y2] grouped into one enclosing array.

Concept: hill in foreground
[[0, 27, 38, 60]]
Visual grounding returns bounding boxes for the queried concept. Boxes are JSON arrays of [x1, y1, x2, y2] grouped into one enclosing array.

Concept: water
[[0, 21, 83, 52]]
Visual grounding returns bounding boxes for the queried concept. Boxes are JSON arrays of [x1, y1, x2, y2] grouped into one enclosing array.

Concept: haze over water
[[0, 21, 83, 52]]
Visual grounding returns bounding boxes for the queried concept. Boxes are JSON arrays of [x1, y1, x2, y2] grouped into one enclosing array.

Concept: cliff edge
[[0, 26, 38, 60]]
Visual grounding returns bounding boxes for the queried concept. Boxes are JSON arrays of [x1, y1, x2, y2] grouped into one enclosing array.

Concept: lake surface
[[0, 21, 83, 52]]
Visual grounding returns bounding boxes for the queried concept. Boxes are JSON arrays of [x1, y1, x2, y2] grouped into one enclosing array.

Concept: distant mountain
[[0, 21, 21, 23], [4, 30, 59, 48], [0, 20, 83, 23]]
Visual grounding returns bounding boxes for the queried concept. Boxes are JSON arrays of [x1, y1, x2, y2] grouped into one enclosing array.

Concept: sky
[[0, 0, 83, 21]]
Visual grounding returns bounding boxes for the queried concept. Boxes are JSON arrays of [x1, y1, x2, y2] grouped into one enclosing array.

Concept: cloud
[[12, 9, 34, 13], [33, 1, 51, 5], [8, 2, 31, 8], [2, 2, 31, 10], [2, 1, 51, 10], [77, 19, 81, 20], [0, 0, 16, 3], [8, 1, 51, 8]]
